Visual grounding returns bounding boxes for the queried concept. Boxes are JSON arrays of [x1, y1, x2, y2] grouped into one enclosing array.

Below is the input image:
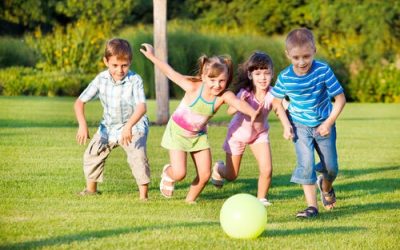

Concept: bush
[[0, 67, 93, 96], [25, 20, 111, 73], [0, 37, 37, 68], [348, 64, 400, 103]]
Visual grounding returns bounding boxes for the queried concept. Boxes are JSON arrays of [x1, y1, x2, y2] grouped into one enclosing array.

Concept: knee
[[169, 168, 186, 181]]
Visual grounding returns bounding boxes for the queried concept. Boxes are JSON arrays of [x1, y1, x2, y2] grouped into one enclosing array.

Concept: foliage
[[54, 0, 137, 27], [122, 25, 286, 99], [25, 20, 111, 73], [0, 67, 93, 96], [0, 37, 37, 68], [0, 0, 59, 29], [0, 97, 399, 249], [348, 64, 400, 103]]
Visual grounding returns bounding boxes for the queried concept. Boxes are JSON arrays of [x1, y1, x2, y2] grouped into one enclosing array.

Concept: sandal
[[160, 164, 175, 198], [78, 189, 101, 196], [259, 198, 272, 206], [211, 161, 225, 188], [296, 206, 319, 218], [317, 175, 336, 210]]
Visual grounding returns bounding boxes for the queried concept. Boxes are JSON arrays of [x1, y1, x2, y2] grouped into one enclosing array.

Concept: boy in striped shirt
[[272, 28, 346, 218]]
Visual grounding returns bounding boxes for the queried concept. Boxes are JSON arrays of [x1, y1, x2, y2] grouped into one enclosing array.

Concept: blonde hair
[[195, 55, 233, 90], [286, 28, 315, 51], [104, 38, 132, 62]]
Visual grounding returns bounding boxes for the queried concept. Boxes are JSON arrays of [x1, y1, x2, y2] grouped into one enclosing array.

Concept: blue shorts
[[290, 122, 339, 185]]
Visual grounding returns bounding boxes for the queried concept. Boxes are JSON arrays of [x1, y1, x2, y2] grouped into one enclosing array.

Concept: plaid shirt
[[79, 70, 149, 142]]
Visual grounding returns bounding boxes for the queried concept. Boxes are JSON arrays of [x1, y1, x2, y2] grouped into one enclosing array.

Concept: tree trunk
[[153, 0, 169, 125]]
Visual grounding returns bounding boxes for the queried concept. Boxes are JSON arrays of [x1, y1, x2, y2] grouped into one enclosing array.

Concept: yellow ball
[[220, 193, 267, 239]]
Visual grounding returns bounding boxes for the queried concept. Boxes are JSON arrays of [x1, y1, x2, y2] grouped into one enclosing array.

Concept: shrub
[[348, 64, 400, 103], [0, 67, 93, 96], [25, 20, 111, 74], [0, 37, 37, 68]]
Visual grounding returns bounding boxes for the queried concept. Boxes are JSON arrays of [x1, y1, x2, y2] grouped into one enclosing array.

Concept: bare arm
[[272, 97, 294, 140], [74, 99, 89, 145], [316, 92, 346, 136], [221, 91, 260, 124], [140, 43, 195, 92], [120, 103, 147, 146]]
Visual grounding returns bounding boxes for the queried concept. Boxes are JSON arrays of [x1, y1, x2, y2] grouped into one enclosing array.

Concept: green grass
[[0, 97, 399, 249]]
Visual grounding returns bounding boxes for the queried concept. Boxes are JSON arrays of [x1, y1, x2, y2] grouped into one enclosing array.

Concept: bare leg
[[138, 184, 148, 200], [249, 142, 272, 199], [160, 150, 187, 197], [223, 153, 243, 181], [303, 184, 318, 209], [186, 149, 212, 202], [86, 181, 97, 193]]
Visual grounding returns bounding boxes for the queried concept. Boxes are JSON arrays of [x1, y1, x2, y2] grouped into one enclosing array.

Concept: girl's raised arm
[[140, 43, 195, 92]]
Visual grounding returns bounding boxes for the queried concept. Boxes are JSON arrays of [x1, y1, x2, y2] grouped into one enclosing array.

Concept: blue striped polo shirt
[[271, 60, 344, 127], [79, 70, 149, 142]]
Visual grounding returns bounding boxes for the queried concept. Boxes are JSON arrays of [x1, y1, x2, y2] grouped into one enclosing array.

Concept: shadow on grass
[[201, 165, 400, 202], [0, 119, 84, 128], [0, 221, 217, 250], [340, 165, 400, 178], [263, 225, 366, 238]]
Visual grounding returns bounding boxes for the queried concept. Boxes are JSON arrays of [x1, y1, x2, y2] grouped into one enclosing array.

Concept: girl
[[140, 44, 260, 203], [211, 52, 293, 206]]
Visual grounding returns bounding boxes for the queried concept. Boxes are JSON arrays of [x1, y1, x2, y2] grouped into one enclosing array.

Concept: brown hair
[[104, 38, 132, 62], [234, 51, 273, 93], [195, 55, 233, 90], [285, 28, 315, 51]]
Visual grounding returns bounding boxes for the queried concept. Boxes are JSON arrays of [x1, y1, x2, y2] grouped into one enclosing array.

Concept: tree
[[153, 0, 169, 124]]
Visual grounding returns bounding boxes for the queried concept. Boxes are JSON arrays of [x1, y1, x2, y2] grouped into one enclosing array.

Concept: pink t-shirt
[[226, 87, 274, 143]]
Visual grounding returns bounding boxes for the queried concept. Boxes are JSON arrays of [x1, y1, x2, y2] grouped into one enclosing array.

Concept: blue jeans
[[290, 122, 338, 185]]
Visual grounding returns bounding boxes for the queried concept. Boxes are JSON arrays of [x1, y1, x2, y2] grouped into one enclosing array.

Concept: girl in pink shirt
[[211, 52, 293, 206]]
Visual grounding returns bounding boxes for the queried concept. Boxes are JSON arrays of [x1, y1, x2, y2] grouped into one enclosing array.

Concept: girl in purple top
[[211, 52, 293, 206]]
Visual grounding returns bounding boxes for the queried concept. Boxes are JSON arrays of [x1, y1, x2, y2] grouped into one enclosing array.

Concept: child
[[140, 43, 260, 203], [211, 52, 293, 206], [272, 28, 346, 218], [74, 38, 150, 200]]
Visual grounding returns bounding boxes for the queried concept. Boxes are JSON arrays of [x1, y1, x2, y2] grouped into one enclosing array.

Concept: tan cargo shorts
[[83, 132, 150, 185]]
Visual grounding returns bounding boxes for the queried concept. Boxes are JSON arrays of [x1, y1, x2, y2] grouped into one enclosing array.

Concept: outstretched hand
[[139, 43, 155, 58], [250, 102, 264, 126]]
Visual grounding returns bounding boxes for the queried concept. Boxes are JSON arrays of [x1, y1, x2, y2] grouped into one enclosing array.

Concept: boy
[[74, 38, 150, 200], [272, 28, 346, 218]]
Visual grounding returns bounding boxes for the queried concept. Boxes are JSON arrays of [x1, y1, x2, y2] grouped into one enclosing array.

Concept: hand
[[76, 126, 89, 145], [139, 43, 155, 58], [283, 125, 294, 140], [121, 127, 133, 146], [316, 122, 331, 137], [250, 102, 264, 125]]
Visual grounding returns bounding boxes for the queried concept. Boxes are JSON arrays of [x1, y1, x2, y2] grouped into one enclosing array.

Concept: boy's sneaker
[[259, 198, 272, 206], [211, 161, 225, 188]]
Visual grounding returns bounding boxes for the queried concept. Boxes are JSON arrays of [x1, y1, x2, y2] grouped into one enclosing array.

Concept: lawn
[[0, 97, 399, 249]]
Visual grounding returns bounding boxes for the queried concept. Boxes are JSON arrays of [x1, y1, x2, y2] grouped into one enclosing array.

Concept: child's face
[[103, 56, 131, 81], [286, 44, 316, 76], [203, 69, 229, 96], [249, 69, 273, 91]]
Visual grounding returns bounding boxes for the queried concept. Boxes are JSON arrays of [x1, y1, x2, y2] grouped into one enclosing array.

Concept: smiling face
[[203, 69, 229, 96], [286, 44, 316, 76], [103, 55, 131, 81], [249, 68, 273, 91]]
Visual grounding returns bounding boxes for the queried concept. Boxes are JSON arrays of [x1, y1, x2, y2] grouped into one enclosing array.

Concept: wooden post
[[153, 0, 169, 124]]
